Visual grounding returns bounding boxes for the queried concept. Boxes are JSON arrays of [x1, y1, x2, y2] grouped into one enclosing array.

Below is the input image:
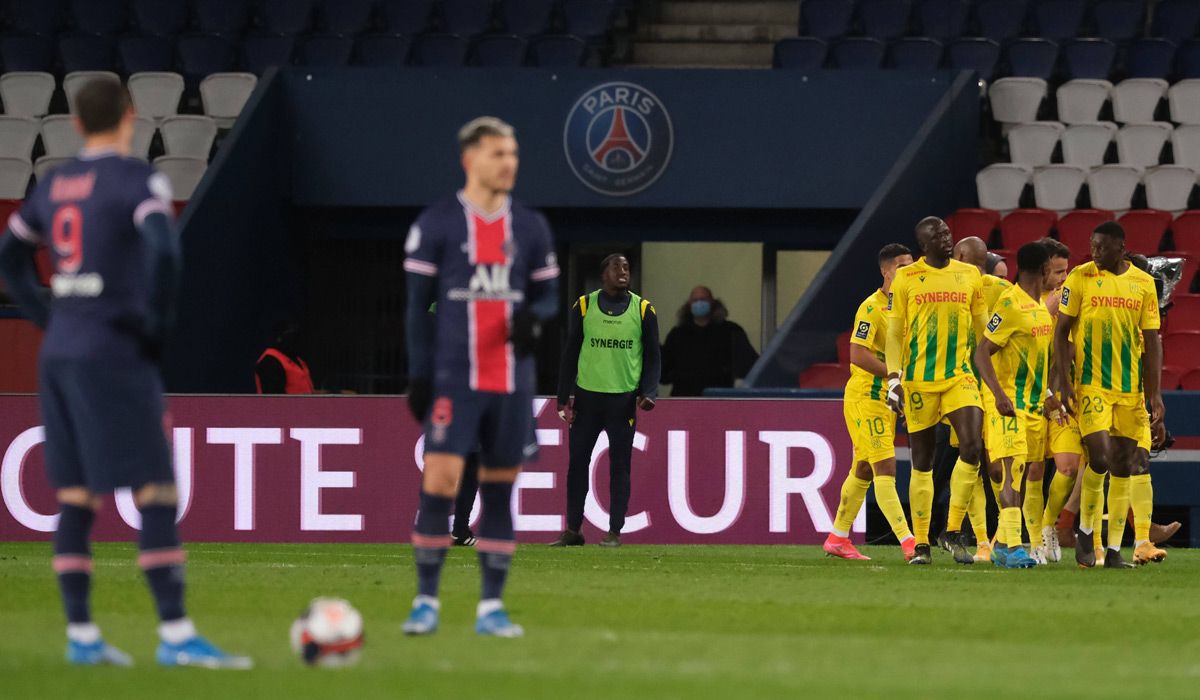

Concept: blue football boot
[[401, 597, 440, 636], [66, 638, 133, 666], [1004, 546, 1038, 569], [475, 607, 524, 638], [991, 544, 1009, 568], [156, 635, 253, 669]]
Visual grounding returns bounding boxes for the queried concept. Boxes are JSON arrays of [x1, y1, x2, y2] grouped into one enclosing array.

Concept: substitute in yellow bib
[[1054, 221, 1167, 568], [885, 217, 989, 565], [825, 244, 917, 562]]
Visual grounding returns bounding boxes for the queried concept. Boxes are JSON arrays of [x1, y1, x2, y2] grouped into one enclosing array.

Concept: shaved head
[[953, 236, 988, 272]]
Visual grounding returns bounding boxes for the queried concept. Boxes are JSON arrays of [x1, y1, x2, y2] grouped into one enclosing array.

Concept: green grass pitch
[[2, 542, 1199, 699]]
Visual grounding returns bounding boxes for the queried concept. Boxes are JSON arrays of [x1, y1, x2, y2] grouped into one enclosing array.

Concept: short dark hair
[[458, 116, 515, 152], [1017, 242, 1050, 273], [985, 252, 1004, 275], [1039, 236, 1070, 260], [1128, 252, 1150, 273], [600, 253, 627, 273], [1094, 221, 1126, 240], [915, 216, 943, 234], [878, 243, 911, 266], [75, 77, 130, 135]]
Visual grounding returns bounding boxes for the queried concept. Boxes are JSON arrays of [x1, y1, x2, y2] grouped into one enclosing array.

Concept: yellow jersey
[[846, 289, 889, 402], [1059, 261, 1160, 396], [984, 284, 1055, 413], [889, 257, 986, 385], [982, 274, 1012, 312]]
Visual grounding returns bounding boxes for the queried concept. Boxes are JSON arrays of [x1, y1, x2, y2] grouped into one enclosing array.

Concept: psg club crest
[[563, 81, 673, 197]]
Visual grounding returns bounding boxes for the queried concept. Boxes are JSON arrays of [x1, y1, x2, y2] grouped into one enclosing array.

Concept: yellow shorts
[[1077, 388, 1151, 452], [1045, 414, 1084, 458], [844, 398, 897, 465], [905, 374, 983, 433], [985, 410, 1047, 463]]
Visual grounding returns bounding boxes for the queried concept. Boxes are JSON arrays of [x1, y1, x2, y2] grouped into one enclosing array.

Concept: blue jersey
[[7, 149, 174, 362], [403, 192, 559, 394]]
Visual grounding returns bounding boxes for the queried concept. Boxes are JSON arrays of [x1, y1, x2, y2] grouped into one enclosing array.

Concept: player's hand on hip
[[557, 398, 576, 424], [637, 395, 655, 411], [407, 377, 433, 422], [886, 375, 904, 416], [995, 393, 1016, 418], [1044, 392, 1066, 426]]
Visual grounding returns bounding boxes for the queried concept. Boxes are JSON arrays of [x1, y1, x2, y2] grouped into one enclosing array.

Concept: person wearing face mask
[[660, 286, 759, 397], [255, 321, 315, 394]]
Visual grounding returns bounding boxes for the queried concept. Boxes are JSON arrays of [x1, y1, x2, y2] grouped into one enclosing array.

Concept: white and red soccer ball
[[290, 597, 364, 667]]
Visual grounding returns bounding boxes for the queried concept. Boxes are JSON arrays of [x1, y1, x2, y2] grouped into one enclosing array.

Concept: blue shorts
[[424, 388, 537, 467], [39, 357, 174, 493]]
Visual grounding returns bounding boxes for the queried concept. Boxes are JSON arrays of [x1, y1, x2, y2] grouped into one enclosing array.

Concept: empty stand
[[1033, 0, 1086, 43], [131, 116, 155, 160], [241, 34, 297, 75], [562, 0, 616, 39], [0, 159, 32, 199], [71, 0, 128, 35], [1169, 80, 1200, 125], [1151, 0, 1200, 45], [976, 164, 1032, 214], [1116, 122, 1172, 167], [989, 78, 1048, 127], [774, 37, 828, 69], [1171, 124, 1200, 169], [1087, 164, 1142, 213], [1164, 330, 1200, 371], [1170, 210, 1200, 250], [160, 116, 218, 158], [320, 0, 375, 34], [499, 0, 556, 36], [832, 38, 887, 69], [798, 362, 850, 390], [1143, 166, 1197, 214], [40, 115, 84, 158], [1063, 38, 1117, 80], [916, 0, 970, 41], [353, 34, 412, 66], [976, 0, 1026, 41], [153, 156, 207, 200], [1117, 209, 1171, 252], [530, 35, 587, 67], [1170, 294, 1200, 330], [1062, 122, 1117, 167], [0, 73, 55, 118], [1057, 208, 1115, 257], [63, 71, 121, 114], [258, 0, 316, 35], [1057, 80, 1112, 125], [1033, 164, 1088, 214], [890, 37, 943, 69], [1005, 38, 1059, 80], [200, 73, 257, 129], [298, 35, 355, 67], [127, 72, 185, 122], [858, 0, 912, 41], [1093, 0, 1146, 42], [411, 34, 470, 66], [380, 0, 436, 35], [0, 117, 39, 161], [946, 207, 1001, 241], [59, 34, 117, 74], [472, 35, 529, 67], [801, 0, 855, 39], [946, 37, 1000, 81], [1008, 122, 1063, 166], [1000, 208, 1057, 248], [1111, 79, 1168, 123], [442, 0, 496, 37], [118, 35, 175, 75]]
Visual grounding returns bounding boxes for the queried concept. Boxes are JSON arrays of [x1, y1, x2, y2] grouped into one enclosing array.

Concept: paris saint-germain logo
[[563, 81, 673, 197]]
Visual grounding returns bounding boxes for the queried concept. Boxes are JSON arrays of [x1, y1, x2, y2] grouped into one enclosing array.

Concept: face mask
[[690, 300, 711, 318]]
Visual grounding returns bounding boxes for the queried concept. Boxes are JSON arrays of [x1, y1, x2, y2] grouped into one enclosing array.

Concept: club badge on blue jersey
[[563, 81, 673, 197]]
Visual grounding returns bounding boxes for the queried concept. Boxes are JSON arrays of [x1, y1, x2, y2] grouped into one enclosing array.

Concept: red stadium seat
[[1171, 251, 1200, 293], [946, 207, 1000, 244], [1181, 367, 1200, 390], [1056, 208, 1114, 259], [1169, 293, 1200, 330], [1163, 330, 1200, 371], [837, 331, 853, 365], [1162, 365, 1183, 390], [999, 208, 1057, 249], [1167, 210, 1200, 250], [798, 362, 850, 389], [1117, 209, 1171, 254]]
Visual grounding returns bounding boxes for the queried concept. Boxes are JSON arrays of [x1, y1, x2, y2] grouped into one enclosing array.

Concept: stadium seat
[[1057, 208, 1115, 255], [798, 362, 850, 390], [63, 71, 120, 113], [241, 34, 296, 75], [318, 0, 374, 34], [499, 0, 556, 36], [0, 158, 33, 197], [946, 38, 1000, 81], [1162, 365, 1183, 390], [975, 0, 1027, 41], [1033, 0, 1086, 43], [0, 117, 38, 161], [1000, 208, 1057, 249], [153, 156, 207, 200], [411, 34, 470, 66], [915, 0, 969, 41], [889, 38, 943, 69], [178, 35, 237, 85], [1062, 122, 1117, 167], [1087, 164, 1141, 213], [1033, 164, 1088, 214], [801, 0, 856, 38], [1178, 40, 1200, 80], [0, 72, 55, 118], [127, 72, 185, 122], [774, 37, 828, 69], [1117, 209, 1172, 252], [529, 35, 586, 67], [1111, 79, 1168, 124], [1008, 121, 1064, 167], [193, 0, 251, 35], [71, 0, 128, 35], [7, 0, 65, 35], [1151, 0, 1200, 45], [836, 331, 852, 365], [1005, 39, 1059, 80], [132, 0, 188, 36], [1169, 294, 1200, 330], [1178, 252, 1200, 291], [33, 155, 72, 183], [1163, 330, 1200, 371], [118, 35, 175, 74], [257, 0, 315, 34], [353, 34, 411, 66], [59, 34, 117, 74], [131, 116, 155, 160], [441, 0, 496, 37], [976, 163, 1032, 214], [1056, 79, 1112, 125], [1063, 39, 1117, 81], [1116, 122, 1172, 167], [1092, 0, 1145, 42], [40, 115, 84, 158], [1169, 80, 1200, 125], [1170, 210, 1200, 250], [988, 78, 1047, 126], [1144, 166, 1198, 214], [832, 38, 887, 69], [857, 0, 912, 41], [380, 0, 436, 34], [1179, 367, 1200, 389], [160, 115, 217, 158], [946, 207, 1001, 242], [1122, 39, 1176, 81], [299, 35, 355, 66], [562, 0, 615, 39], [200, 72, 257, 129], [471, 35, 528, 66], [0, 35, 55, 73]]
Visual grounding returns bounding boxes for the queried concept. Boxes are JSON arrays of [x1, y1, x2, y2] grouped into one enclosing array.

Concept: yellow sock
[[990, 476, 1002, 507], [1024, 478, 1044, 549], [1130, 474, 1153, 543], [945, 458, 978, 534], [1079, 466, 1106, 535], [968, 476, 988, 544], [832, 474, 871, 535], [1106, 476, 1131, 550], [910, 469, 934, 545], [1042, 471, 1076, 529], [871, 474, 913, 542], [1001, 507, 1023, 549]]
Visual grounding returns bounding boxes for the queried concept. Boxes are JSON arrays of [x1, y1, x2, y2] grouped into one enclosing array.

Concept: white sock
[[413, 595, 440, 610], [1135, 539, 1149, 548], [1079, 526, 1093, 535], [477, 598, 503, 618], [67, 622, 101, 645], [159, 617, 196, 645], [832, 528, 849, 538], [1108, 545, 1121, 552]]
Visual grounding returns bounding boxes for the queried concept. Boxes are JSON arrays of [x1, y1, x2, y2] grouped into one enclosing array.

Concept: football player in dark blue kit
[[402, 117, 559, 638], [0, 79, 250, 668]]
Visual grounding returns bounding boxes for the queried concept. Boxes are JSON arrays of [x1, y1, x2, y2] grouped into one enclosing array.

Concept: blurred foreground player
[[402, 117, 559, 637], [0, 79, 250, 668]]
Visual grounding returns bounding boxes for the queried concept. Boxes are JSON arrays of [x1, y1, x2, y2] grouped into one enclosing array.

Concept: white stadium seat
[[0, 116, 39, 160], [0, 72, 55, 118], [1168, 79, 1200, 125], [1056, 79, 1113, 125], [989, 78, 1048, 127], [1062, 122, 1117, 167], [33, 155, 72, 183], [1008, 121, 1064, 166], [1171, 124, 1200, 170], [1087, 164, 1143, 215], [160, 115, 217, 158], [200, 73, 257, 129], [63, 71, 121, 114], [1143, 165, 1197, 214], [131, 116, 156, 160], [976, 163, 1032, 214], [153, 155, 207, 200], [1033, 164, 1088, 215], [127, 72, 185, 122], [0, 157, 32, 198], [1111, 78, 1168, 123], [40, 115, 85, 157], [1116, 122, 1172, 167]]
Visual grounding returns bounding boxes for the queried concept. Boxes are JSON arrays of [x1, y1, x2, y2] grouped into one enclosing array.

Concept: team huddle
[[826, 216, 1170, 569]]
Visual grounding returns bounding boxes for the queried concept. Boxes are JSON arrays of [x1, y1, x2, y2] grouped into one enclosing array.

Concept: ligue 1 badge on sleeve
[[563, 81, 674, 197]]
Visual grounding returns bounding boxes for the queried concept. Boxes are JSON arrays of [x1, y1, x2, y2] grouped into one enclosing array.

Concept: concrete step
[[631, 41, 775, 66], [638, 22, 796, 43], [657, 1, 800, 25]]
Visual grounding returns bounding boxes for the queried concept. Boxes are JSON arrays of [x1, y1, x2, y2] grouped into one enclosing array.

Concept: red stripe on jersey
[[472, 300, 511, 392], [472, 215, 507, 264]]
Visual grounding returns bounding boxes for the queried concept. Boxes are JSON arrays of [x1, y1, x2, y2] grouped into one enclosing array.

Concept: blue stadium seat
[[947, 37, 1000, 81], [890, 37, 943, 69], [1092, 0, 1146, 42], [471, 34, 527, 66], [975, 0, 1026, 41], [380, 0, 435, 34], [258, 0, 315, 35], [119, 35, 175, 73], [411, 33, 469, 66], [177, 35, 237, 84], [800, 0, 855, 39], [1152, 0, 1200, 45], [0, 35, 55, 72], [7, 0, 64, 35], [354, 34, 411, 65], [857, 0, 912, 41], [70, 0, 128, 35], [831, 38, 886, 68], [1178, 40, 1200, 80], [132, 0, 188, 36], [240, 34, 296, 74], [498, 0, 555, 36], [562, 0, 615, 39], [1124, 38, 1176, 80], [318, 0, 376, 34], [915, 0, 969, 41], [529, 34, 586, 67], [193, 0, 251, 35], [1063, 38, 1117, 80], [441, 0, 495, 37], [298, 35, 354, 66], [1005, 38, 1059, 80], [59, 34, 117, 73], [1032, 0, 1085, 43], [773, 37, 828, 69]]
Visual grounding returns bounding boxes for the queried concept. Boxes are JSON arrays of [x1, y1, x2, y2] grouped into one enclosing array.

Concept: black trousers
[[566, 388, 637, 534]]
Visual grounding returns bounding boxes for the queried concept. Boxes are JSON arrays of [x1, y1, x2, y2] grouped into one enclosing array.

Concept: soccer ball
[[289, 597, 365, 667]]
